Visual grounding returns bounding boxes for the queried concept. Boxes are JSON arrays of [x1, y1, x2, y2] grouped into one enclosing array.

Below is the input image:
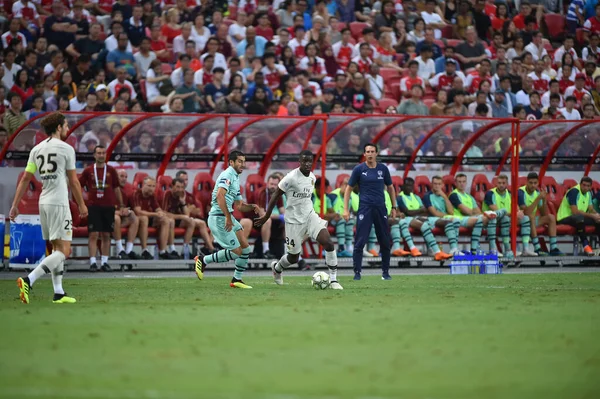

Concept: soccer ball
[[312, 271, 330, 290]]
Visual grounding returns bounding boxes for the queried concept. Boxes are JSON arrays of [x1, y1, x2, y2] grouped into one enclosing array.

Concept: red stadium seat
[[445, 39, 462, 48], [349, 22, 369, 40], [562, 178, 577, 191], [388, 81, 402, 100], [414, 175, 432, 198], [227, 5, 237, 19], [391, 176, 404, 195], [335, 173, 350, 188], [379, 67, 401, 81], [423, 98, 435, 108], [541, 176, 563, 208], [161, 63, 173, 75], [378, 98, 398, 112], [133, 172, 149, 190], [193, 172, 215, 217], [470, 173, 491, 205], [576, 28, 586, 45], [442, 175, 455, 195], [441, 25, 453, 39], [245, 174, 265, 204], [544, 14, 566, 40], [155, 175, 173, 205]]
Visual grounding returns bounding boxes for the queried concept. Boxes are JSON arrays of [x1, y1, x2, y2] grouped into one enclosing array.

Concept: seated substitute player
[[557, 176, 600, 256], [174, 170, 216, 254], [518, 172, 564, 256], [255, 150, 343, 290], [397, 178, 453, 260], [483, 174, 535, 257], [11, 112, 88, 304], [162, 177, 203, 259], [449, 173, 499, 254], [114, 169, 142, 259], [423, 176, 462, 256], [133, 177, 179, 260], [194, 151, 261, 288]]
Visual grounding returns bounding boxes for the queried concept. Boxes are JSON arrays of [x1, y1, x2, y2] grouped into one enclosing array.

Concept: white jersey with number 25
[[27, 137, 76, 207]]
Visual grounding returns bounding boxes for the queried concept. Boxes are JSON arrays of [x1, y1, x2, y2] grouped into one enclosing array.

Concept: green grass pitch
[[1, 273, 599, 399]]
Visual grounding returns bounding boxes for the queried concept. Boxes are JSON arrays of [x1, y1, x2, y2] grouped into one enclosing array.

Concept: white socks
[[325, 250, 338, 281], [169, 244, 176, 252], [90, 257, 96, 266], [51, 262, 65, 295], [275, 254, 294, 273], [101, 255, 108, 265], [115, 240, 124, 253], [262, 242, 269, 253], [28, 250, 66, 286], [125, 242, 134, 253]]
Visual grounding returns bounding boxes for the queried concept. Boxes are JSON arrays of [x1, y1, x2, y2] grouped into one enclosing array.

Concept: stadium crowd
[[1, 0, 600, 142]]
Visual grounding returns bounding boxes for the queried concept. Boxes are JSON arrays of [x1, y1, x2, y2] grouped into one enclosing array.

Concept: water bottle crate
[[450, 254, 502, 275]]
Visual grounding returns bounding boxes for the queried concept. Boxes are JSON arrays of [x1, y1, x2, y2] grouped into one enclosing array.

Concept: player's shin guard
[[233, 247, 250, 280], [368, 226, 377, 251], [335, 220, 346, 250], [445, 221, 459, 251], [421, 222, 440, 253], [486, 217, 498, 252], [520, 217, 531, 246], [549, 236, 558, 250], [500, 216, 511, 253], [325, 250, 338, 281], [51, 262, 65, 295], [471, 217, 483, 251], [399, 219, 416, 249], [391, 223, 402, 251], [274, 253, 294, 273], [532, 236, 541, 251], [27, 250, 65, 286], [345, 218, 355, 252], [204, 249, 239, 264]]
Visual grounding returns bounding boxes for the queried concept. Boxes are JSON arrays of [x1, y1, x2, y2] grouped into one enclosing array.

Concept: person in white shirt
[[1, 19, 27, 49], [553, 37, 578, 67], [2, 48, 22, 90], [421, 0, 446, 39], [228, 11, 247, 46], [415, 45, 436, 82], [541, 80, 564, 108], [107, 67, 137, 100], [564, 73, 592, 99], [293, 70, 322, 100], [559, 96, 581, 120], [105, 22, 133, 53], [69, 83, 88, 111], [223, 57, 247, 87], [288, 26, 308, 57], [192, 13, 211, 51], [200, 38, 227, 71], [254, 150, 343, 290], [133, 37, 157, 78], [173, 23, 200, 55], [429, 60, 466, 91], [516, 77, 534, 106], [11, 112, 88, 304], [332, 28, 358, 69], [367, 63, 384, 100], [12, 0, 39, 24], [523, 31, 548, 62]]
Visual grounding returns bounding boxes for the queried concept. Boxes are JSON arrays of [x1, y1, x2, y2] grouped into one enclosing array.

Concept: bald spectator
[[236, 26, 268, 58]]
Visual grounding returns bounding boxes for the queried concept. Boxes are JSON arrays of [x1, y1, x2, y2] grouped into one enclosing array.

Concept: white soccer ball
[[312, 271, 330, 290]]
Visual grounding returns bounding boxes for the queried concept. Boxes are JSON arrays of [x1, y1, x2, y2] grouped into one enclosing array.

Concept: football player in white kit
[[9, 112, 88, 304], [254, 150, 343, 290]]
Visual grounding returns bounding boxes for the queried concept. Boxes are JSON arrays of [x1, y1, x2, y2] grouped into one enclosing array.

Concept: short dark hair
[[40, 112, 66, 135], [432, 175, 443, 183], [94, 145, 105, 153], [404, 177, 415, 185], [475, 103, 489, 114], [527, 172, 539, 180], [172, 177, 185, 186], [299, 149, 314, 159], [498, 174, 509, 181], [581, 176, 593, 185], [364, 142, 378, 152], [513, 104, 525, 116], [565, 95, 577, 103], [175, 170, 188, 179], [229, 150, 245, 162], [315, 177, 329, 187], [455, 173, 467, 180]]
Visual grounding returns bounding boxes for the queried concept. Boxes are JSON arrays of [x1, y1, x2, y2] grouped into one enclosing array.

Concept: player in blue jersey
[[194, 151, 261, 289], [343, 143, 397, 281]]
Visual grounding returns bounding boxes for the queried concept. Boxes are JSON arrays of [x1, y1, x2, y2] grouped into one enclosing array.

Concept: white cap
[[96, 84, 107, 92]]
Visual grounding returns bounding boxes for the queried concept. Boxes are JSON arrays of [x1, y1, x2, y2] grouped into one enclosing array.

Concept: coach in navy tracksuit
[[343, 143, 398, 281]]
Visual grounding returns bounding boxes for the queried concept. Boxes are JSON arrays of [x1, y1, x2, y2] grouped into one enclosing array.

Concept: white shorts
[[39, 204, 73, 242], [285, 212, 328, 255]]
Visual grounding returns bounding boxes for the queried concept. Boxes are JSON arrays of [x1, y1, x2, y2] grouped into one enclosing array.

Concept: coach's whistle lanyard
[[94, 164, 107, 199]]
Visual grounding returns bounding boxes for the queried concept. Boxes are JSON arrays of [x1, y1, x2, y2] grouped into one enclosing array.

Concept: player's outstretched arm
[[9, 171, 34, 221], [67, 170, 88, 218], [236, 201, 260, 214], [254, 188, 285, 227]]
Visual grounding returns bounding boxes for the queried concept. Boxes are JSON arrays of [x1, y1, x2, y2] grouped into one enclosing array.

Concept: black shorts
[[88, 206, 115, 233]]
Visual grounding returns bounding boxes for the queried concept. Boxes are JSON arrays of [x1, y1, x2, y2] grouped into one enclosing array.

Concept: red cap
[[575, 73, 586, 80]]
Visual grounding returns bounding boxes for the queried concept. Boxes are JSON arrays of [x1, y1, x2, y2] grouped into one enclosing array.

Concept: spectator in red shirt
[[255, 12, 274, 41], [513, 2, 534, 30], [79, 145, 125, 272], [150, 24, 171, 62], [583, 4, 600, 42], [133, 177, 178, 260], [161, 8, 182, 44], [113, 169, 144, 260], [161, 178, 199, 259]]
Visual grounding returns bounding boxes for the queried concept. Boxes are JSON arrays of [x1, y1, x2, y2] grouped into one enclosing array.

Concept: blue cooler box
[[10, 215, 46, 269], [450, 253, 501, 275]]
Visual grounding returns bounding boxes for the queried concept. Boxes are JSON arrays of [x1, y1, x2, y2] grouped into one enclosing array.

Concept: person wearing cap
[[559, 95, 582, 120], [491, 89, 509, 118], [565, 73, 592, 103], [94, 84, 112, 112], [430, 58, 466, 92]]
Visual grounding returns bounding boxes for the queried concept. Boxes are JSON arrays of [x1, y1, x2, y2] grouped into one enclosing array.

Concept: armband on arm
[[25, 162, 37, 174]]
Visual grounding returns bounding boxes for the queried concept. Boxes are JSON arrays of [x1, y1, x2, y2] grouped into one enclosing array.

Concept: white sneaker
[[330, 281, 344, 290], [450, 248, 461, 256], [484, 211, 497, 219], [271, 261, 283, 285], [521, 248, 538, 257], [363, 249, 374, 257]]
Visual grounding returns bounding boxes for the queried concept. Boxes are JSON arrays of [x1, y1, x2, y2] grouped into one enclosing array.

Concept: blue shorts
[[208, 214, 243, 250]]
